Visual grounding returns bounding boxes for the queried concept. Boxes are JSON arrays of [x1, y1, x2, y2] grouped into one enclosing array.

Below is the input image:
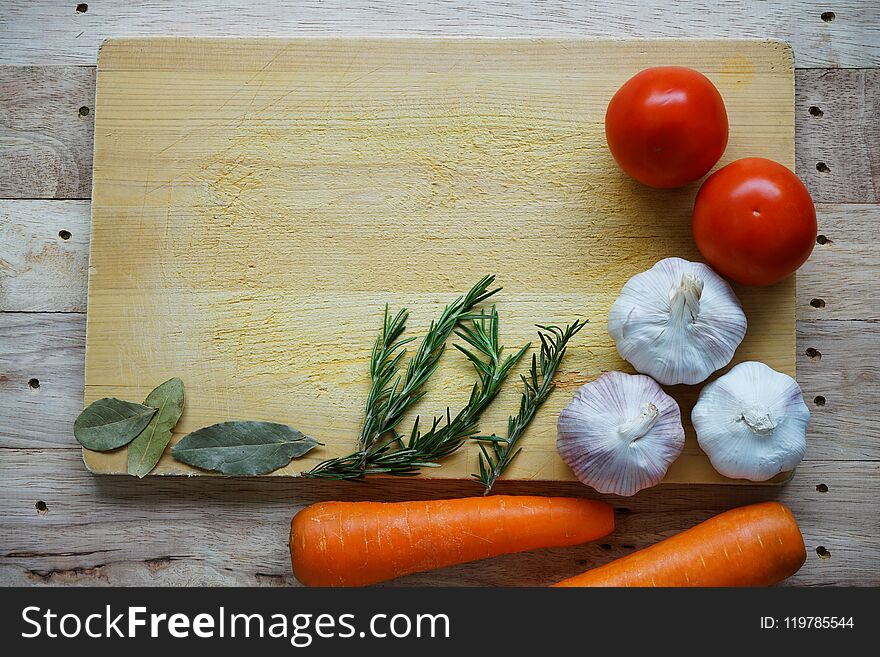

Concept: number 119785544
[[761, 617, 854, 629]]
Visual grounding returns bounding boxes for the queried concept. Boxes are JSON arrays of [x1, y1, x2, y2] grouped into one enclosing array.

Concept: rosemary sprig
[[357, 304, 414, 452], [356, 274, 500, 458], [472, 320, 587, 494], [305, 306, 528, 480]]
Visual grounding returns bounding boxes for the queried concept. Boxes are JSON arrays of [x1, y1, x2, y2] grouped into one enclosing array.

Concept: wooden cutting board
[[84, 38, 795, 483]]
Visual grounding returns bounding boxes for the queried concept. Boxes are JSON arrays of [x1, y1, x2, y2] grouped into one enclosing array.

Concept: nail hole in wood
[[816, 234, 829, 245], [809, 106, 824, 117], [35, 500, 48, 515], [814, 395, 826, 406], [76, 3, 88, 13], [28, 378, 40, 390], [816, 483, 829, 493], [810, 298, 826, 308], [805, 347, 822, 360], [78, 106, 90, 117], [816, 545, 831, 559], [58, 230, 71, 240], [816, 161, 831, 173], [821, 11, 835, 22]]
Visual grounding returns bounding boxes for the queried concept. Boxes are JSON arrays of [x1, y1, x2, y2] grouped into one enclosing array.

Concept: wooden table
[[1, 1, 877, 587]]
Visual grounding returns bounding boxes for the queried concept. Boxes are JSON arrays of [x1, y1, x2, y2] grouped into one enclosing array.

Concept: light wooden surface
[[0, 1, 878, 586], [83, 37, 795, 484], [1, 1, 878, 68]]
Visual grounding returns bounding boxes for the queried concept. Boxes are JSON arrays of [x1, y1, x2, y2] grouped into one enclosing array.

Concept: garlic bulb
[[692, 361, 809, 481], [608, 257, 747, 385], [557, 371, 685, 496]]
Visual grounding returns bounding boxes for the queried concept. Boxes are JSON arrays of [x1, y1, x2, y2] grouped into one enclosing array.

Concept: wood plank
[[0, 313, 85, 449], [82, 38, 797, 484], [2, 312, 876, 460], [3, 200, 874, 320], [797, 320, 880, 461], [1, 1, 878, 68], [0, 66, 95, 199], [796, 69, 880, 204], [797, 204, 880, 321], [4, 66, 878, 202], [0, 449, 875, 586], [0, 200, 90, 312]]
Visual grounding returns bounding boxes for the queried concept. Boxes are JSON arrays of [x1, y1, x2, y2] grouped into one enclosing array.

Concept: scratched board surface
[[84, 38, 795, 482]]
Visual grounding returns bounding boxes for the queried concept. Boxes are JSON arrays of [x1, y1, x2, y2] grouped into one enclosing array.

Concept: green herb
[[74, 398, 157, 451], [127, 377, 185, 478], [357, 274, 501, 460], [171, 421, 320, 476], [472, 320, 587, 494], [305, 305, 528, 479], [73, 275, 585, 480]]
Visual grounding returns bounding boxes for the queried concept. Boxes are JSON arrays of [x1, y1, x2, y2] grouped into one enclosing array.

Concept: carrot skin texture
[[553, 502, 805, 587], [290, 495, 614, 587]]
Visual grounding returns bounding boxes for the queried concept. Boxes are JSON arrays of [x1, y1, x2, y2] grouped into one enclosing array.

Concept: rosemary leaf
[[473, 320, 587, 494]]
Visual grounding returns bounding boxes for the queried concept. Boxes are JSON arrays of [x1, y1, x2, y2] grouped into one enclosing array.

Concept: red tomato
[[605, 67, 728, 188], [692, 158, 817, 287]]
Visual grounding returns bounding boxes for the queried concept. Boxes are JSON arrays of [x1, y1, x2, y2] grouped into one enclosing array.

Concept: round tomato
[[605, 67, 728, 188], [692, 157, 816, 287]]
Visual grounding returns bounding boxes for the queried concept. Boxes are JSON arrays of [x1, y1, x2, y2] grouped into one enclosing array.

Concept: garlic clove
[[608, 257, 747, 385], [557, 371, 685, 496], [692, 361, 809, 481]]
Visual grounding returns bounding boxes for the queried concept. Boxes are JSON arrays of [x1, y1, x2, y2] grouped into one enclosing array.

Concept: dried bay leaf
[[171, 421, 319, 475], [74, 398, 157, 451], [127, 377, 185, 478]]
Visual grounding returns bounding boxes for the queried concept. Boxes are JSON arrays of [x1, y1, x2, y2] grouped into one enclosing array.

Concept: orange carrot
[[290, 495, 614, 587], [553, 502, 805, 587]]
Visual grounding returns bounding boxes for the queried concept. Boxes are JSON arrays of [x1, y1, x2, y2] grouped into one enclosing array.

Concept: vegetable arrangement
[[75, 62, 818, 589], [284, 65, 816, 587], [74, 276, 582, 482], [290, 496, 614, 587], [555, 66, 815, 495], [607, 66, 816, 284]]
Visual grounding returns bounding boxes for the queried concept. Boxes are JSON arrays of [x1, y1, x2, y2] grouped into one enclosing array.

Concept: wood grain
[[796, 69, 880, 204], [4, 200, 875, 320], [0, 200, 90, 311], [4, 311, 876, 460], [1, 449, 876, 586], [796, 320, 880, 461], [1, 1, 878, 68], [797, 204, 880, 321], [83, 38, 795, 484], [0, 66, 95, 199], [4, 67, 877, 202], [0, 313, 85, 449]]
